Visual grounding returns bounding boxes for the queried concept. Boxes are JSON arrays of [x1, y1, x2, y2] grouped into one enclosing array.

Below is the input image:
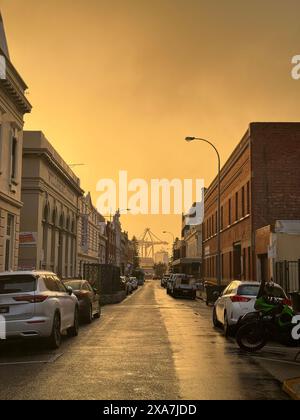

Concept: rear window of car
[[0, 275, 36, 294], [266, 286, 286, 298], [238, 285, 260, 296], [176, 277, 194, 286]]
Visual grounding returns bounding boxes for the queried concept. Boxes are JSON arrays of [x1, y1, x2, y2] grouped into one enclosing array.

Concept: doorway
[[258, 253, 268, 284]]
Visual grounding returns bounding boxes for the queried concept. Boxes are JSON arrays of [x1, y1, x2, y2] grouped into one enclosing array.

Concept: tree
[[153, 262, 167, 279]]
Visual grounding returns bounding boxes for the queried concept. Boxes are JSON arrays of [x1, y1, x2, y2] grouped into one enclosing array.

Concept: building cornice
[[0, 53, 32, 114], [23, 148, 84, 196]]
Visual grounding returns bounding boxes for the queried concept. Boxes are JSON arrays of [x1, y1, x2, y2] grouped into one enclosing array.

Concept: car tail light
[[13, 295, 48, 303], [230, 295, 251, 303], [283, 298, 292, 306]]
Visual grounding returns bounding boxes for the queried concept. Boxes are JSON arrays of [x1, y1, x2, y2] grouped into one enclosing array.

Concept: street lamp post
[[162, 231, 175, 243], [185, 136, 222, 286]]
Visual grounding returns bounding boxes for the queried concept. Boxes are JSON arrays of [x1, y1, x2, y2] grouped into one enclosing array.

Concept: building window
[[228, 199, 232, 226], [11, 136, 17, 180], [5, 214, 15, 271], [42, 205, 49, 268], [248, 247, 251, 279], [215, 211, 218, 234], [221, 254, 224, 279], [229, 251, 232, 280], [246, 182, 250, 215], [235, 192, 238, 221], [241, 187, 245, 217], [221, 206, 224, 230], [243, 248, 246, 280]]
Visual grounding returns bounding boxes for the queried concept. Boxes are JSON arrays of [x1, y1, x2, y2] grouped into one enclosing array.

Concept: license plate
[[183, 290, 188, 293], [0, 307, 9, 314]]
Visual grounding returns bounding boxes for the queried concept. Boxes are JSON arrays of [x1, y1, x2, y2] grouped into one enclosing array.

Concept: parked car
[[166, 274, 184, 295], [129, 277, 138, 291], [0, 271, 79, 349], [120, 276, 132, 295], [161, 275, 169, 288], [132, 270, 145, 286], [171, 275, 196, 299], [213, 280, 289, 337], [64, 279, 101, 324], [166, 274, 175, 294]]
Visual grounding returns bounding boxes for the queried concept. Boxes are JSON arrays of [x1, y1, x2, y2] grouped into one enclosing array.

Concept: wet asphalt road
[[0, 280, 287, 400]]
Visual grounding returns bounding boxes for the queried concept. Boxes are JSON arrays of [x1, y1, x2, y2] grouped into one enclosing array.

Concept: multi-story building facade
[[77, 192, 105, 275], [172, 203, 202, 277], [203, 122, 300, 285], [0, 14, 31, 271], [113, 211, 122, 268], [99, 222, 107, 265], [19, 131, 83, 278], [121, 231, 134, 275], [106, 220, 116, 265]]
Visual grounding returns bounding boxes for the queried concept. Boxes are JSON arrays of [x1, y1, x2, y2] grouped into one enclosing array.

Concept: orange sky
[[1, 0, 300, 245]]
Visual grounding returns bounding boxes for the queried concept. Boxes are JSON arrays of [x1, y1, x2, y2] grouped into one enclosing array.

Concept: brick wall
[[251, 123, 300, 231]]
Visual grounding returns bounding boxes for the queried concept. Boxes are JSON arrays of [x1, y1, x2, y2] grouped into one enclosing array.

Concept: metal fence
[[82, 263, 121, 295], [275, 260, 300, 293]]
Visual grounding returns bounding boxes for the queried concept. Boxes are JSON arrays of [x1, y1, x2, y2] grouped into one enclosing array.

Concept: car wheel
[[84, 304, 93, 324], [46, 312, 61, 349], [224, 313, 233, 337], [67, 307, 79, 337], [212, 307, 221, 328], [94, 302, 101, 319]]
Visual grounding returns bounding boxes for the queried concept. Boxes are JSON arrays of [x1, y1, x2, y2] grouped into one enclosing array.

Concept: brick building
[[203, 123, 300, 285]]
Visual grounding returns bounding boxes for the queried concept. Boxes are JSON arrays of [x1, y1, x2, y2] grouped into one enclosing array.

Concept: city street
[[0, 280, 290, 400]]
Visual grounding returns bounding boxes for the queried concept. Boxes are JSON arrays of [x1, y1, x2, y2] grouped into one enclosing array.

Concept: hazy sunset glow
[[2, 0, 300, 240]]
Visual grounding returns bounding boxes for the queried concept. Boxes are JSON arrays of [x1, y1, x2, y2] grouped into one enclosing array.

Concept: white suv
[[0, 271, 79, 349]]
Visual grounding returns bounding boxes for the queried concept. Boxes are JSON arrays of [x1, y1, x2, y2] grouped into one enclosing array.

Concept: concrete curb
[[283, 378, 300, 400]]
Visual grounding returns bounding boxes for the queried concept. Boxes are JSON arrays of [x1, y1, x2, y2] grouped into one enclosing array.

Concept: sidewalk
[[195, 295, 300, 399], [252, 347, 300, 400]]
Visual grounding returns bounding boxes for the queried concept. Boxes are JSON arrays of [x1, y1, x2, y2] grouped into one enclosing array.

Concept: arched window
[[43, 203, 50, 223], [59, 213, 65, 229], [52, 208, 57, 226], [66, 216, 70, 232], [42, 203, 50, 268], [71, 219, 75, 234]]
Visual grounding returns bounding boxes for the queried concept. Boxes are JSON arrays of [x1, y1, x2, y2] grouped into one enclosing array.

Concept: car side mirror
[[66, 286, 73, 296]]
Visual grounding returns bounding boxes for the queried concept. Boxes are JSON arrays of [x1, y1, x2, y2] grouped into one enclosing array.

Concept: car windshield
[[64, 281, 83, 291], [238, 285, 260, 296], [0, 275, 36, 295]]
